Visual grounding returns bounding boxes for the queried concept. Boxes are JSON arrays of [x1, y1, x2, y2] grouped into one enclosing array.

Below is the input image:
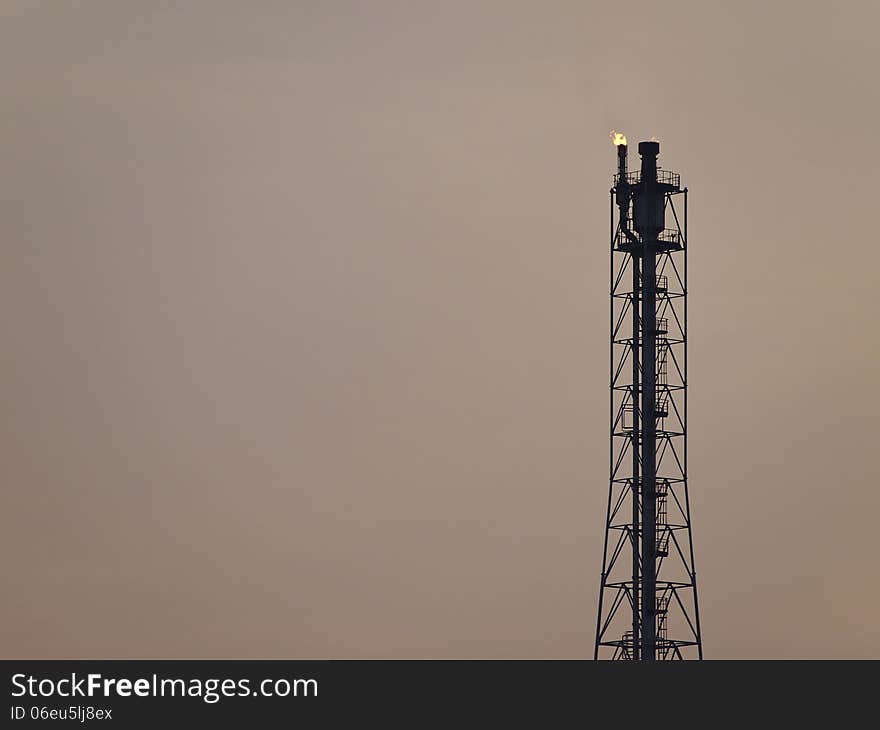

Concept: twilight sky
[[2, 1, 879, 658]]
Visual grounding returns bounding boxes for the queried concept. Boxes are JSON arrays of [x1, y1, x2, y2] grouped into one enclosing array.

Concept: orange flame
[[610, 130, 627, 147]]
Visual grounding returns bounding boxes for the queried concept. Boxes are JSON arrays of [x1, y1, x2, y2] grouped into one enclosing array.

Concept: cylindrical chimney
[[617, 142, 628, 180], [633, 141, 664, 235]]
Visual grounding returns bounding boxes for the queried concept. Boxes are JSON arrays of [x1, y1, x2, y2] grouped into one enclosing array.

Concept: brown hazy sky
[[2, 1, 879, 658]]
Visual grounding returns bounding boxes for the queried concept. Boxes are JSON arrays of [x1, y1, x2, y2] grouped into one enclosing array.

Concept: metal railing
[[656, 345, 669, 385], [621, 404, 636, 432], [657, 229, 681, 247], [614, 229, 681, 249], [614, 168, 681, 188], [656, 395, 669, 418]]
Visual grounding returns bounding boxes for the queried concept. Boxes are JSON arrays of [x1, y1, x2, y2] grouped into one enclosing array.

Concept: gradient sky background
[[2, 1, 879, 658]]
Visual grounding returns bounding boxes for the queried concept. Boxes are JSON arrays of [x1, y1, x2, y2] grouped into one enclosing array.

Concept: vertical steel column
[[630, 248, 641, 659], [595, 190, 614, 663], [682, 187, 703, 660], [618, 142, 641, 660], [636, 142, 660, 660], [640, 239, 657, 660]]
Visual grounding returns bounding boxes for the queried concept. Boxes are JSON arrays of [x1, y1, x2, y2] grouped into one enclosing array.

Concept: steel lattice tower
[[594, 137, 703, 660]]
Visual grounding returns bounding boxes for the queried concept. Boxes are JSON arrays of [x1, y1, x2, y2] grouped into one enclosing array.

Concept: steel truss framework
[[594, 174, 702, 660]]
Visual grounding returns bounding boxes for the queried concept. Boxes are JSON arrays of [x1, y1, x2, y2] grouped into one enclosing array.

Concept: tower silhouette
[[594, 137, 703, 660]]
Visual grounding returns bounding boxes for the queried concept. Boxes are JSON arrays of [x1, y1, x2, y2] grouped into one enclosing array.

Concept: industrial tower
[[594, 136, 703, 660]]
